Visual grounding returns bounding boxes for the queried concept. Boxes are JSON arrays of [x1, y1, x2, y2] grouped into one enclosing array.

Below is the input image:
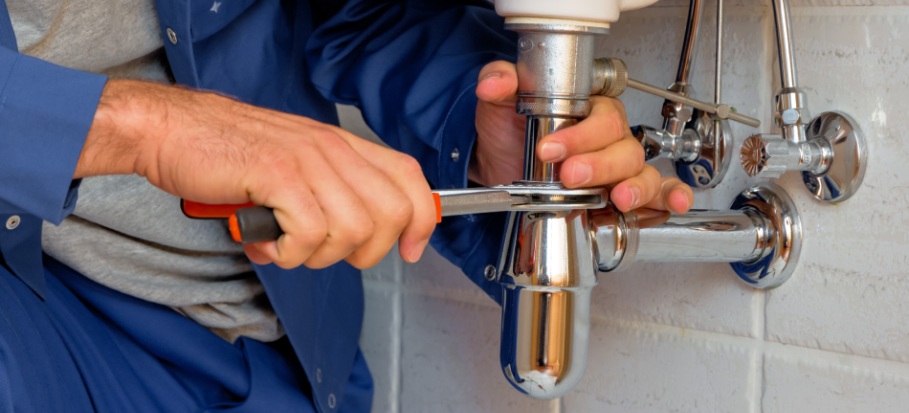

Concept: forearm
[[75, 79, 159, 180]]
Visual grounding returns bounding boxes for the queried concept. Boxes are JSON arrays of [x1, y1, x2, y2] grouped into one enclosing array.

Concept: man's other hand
[[470, 60, 694, 214]]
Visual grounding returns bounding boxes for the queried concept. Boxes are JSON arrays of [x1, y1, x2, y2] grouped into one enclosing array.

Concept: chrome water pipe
[[662, 0, 703, 137], [773, 0, 798, 92], [592, 184, 801, 289], [740, 0, 867, 203], [770, 0, 809, 144]]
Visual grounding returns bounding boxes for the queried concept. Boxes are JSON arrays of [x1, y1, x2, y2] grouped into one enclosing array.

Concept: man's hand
[[77, 79, 436, 269], [470, 61, 694, 214]]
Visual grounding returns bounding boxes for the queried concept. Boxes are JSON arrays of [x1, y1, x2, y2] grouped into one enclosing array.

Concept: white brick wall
[[350, 1, 909, 411]]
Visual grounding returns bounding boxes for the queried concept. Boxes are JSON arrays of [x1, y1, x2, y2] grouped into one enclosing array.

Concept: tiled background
[[345, 1, 909, 411]]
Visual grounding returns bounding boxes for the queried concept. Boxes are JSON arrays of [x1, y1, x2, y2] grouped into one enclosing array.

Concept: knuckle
[[627, 140, 646, 169], [611, 98, 628, 117], [396, 153, 424, 176], [604, 111, 626, 140], [633, 151, 646, 171], [374, 184, 415, 224], [316, 131, 351, 152], [381, 197, 414, 228], [340, 215, 375, 247], [297, 222, 329, 250]]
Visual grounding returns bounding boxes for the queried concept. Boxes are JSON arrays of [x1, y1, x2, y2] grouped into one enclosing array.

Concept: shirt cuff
[[0, 48, 107, 224]]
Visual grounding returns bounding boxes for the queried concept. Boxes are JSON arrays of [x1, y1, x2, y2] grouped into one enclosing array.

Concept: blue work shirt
[[0, 0, 514, 411]]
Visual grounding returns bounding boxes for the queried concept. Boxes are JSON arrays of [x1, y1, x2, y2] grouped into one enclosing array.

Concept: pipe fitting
[[591, 184, 801, 289]]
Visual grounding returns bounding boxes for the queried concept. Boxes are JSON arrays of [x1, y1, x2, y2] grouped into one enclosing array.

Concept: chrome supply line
[[715, 0, 723, 104]]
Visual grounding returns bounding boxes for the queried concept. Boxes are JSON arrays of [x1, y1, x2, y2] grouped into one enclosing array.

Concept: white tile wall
[[352, 1, 909, 412]]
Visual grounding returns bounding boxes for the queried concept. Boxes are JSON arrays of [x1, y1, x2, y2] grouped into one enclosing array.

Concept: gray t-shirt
[[11, 0, 283, 342]]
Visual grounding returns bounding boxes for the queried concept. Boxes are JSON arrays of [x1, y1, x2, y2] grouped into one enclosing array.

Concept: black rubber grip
[[235, 206, 283, 243]]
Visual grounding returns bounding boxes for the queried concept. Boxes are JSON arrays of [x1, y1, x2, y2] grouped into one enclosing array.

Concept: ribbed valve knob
[[740, 134, 798, 180]]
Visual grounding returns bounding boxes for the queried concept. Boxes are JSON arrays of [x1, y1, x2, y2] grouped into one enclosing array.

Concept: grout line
[[390, 251, 402, 412], [401, 279, 909, 376], [588, 310, 909, 380], [398, 282, 500, 309], [749, 289, 766, 413], [392, 280, 403, 412], [392, 247, 403, 285]]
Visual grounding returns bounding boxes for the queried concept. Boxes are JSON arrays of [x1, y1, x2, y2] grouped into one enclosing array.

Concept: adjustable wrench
[[182, 184, 606, 243]]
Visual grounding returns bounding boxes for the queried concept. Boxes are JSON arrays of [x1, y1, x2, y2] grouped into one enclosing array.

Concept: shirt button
[[450, 148, 460, 162], [327, 393, 337, 409], [166, 28, 178, 45], [316, 368, 323, 383], [5, 215, 20, 230], [484, 264, 497, 281]]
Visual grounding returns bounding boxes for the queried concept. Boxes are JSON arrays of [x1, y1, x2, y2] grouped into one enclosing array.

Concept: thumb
[[476, 60, 518, 105]]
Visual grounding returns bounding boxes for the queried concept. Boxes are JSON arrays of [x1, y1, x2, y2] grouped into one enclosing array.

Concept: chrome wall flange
[[675, 110, 733, 189], [729, 184, 802, 289], [801, 111, 867, 203]]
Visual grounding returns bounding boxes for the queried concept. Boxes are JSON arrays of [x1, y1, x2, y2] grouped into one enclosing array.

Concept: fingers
[[338, 130, 436, 266], [537, 97, 629, 164], [256, 130, 434, 270], [642, 177, 694, 214], [609, 164, 694, 214], [560, 137, 645, 188], [473, 61, 527, 186], [298, 137, 385, 269], [476, 60, 518, 106]]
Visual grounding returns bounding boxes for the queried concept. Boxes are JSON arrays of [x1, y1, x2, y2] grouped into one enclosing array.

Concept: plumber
[[0, 0, 692, 411]]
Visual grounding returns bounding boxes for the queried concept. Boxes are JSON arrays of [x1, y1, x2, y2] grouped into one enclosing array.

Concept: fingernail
[[629, 187, 641, 208], [570, 162, 592, 186], [481, 72, 502, 81], [538, 142, 566, 162], [405, 239, 429, 264]]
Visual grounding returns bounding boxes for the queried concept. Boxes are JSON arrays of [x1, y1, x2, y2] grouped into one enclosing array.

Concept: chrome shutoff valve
[[740, 111, 866, 203]]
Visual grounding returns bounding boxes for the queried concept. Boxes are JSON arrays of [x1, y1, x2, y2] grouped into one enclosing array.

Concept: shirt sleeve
[[305, 0, 516, 302], [0, 46, 108, 296], [0, 47, 107, 222]]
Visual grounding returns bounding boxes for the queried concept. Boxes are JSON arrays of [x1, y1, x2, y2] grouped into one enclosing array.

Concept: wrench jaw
[[434, 182, 608, 216]]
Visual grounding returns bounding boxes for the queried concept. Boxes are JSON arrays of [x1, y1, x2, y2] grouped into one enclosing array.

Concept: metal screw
[[803, 173, 820, 193], [166, 28, 178, 45], [450, 148, 460, 162], [5, 215, 20, 230], [483, 265, 497, 281]]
